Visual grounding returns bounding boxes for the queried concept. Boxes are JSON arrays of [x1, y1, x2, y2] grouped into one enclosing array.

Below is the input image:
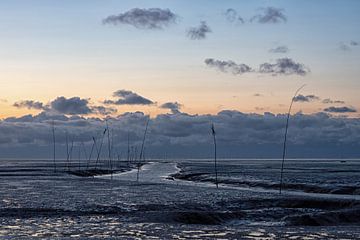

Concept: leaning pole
[[279, 84, 306, 194]]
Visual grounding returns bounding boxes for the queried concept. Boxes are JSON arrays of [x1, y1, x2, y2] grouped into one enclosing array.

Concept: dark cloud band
[[2, 111, 359, 158]]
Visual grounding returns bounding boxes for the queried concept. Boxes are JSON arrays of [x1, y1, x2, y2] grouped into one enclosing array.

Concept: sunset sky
[[0, 0, 359, 158], [0, 0, 359, 118]]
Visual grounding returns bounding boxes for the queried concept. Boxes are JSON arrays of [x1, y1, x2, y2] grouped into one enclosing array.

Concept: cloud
[[322, 98, 345, 104], [255, 107, 266, 111], [269, 45, 289, 53], [339, 42, 351, 51], [339, 41, 359, 51], [104, 90, 154, 105], [102, 8, 177, 30], [324, 106, 357, 113], [14, 97, 119, 117], [204, 58, 252, 75], [13, 100, 46, 110], [205, 58, 308, 76], [293, 94, 320, 102], [251, 7, 287, 24], [224, 8, 244, 24], [91, 106, 117, 116], [160, 102, 182, 114], [186, 21, 212, 40], [259, 58, 309, 76], [50, 97, 92, 115], [2, 110, 360, 158]]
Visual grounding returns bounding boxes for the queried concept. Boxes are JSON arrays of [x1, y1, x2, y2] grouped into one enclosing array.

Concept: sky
[[0, 0, 359, 158]]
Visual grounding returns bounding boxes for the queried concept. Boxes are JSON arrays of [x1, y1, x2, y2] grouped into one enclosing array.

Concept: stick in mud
[[137, 117, 150, 182], [66, 132, 70, 171], [78, 143, 81, 170], [211, 123, 218, 189], [127, 132, 130, 166], [95, 128, 107, 170], [81, 141, 88, 169], [279, 84, 306, 194], [110, 131, 115, 169], [93, 137, 100, 169], [116, 150, 121, 168], [69, 139, 74, 171], [105, 121, 113, 179], [87, 139, 95, 170], [51, 120, 56, 173]]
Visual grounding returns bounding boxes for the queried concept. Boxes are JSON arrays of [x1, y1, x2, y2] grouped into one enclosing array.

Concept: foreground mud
[[0, 160, 359, 239]]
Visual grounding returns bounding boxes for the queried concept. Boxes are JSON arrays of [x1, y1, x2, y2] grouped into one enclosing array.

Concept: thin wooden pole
[[106, 121, 112, 179], [51, 121, 56, 173], [69, 139, 74, 171], [211, 123, 218, 189], [95, 128, 107, 170], [137, 118, 150, 182], [127, 132, 130, 166], [66, 132, 69, 171], [87, 138, 95, 170], [279, 84, 306, 194]]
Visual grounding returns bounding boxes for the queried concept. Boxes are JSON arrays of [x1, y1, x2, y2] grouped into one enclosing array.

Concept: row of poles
[[51, 119, 150, 182]]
